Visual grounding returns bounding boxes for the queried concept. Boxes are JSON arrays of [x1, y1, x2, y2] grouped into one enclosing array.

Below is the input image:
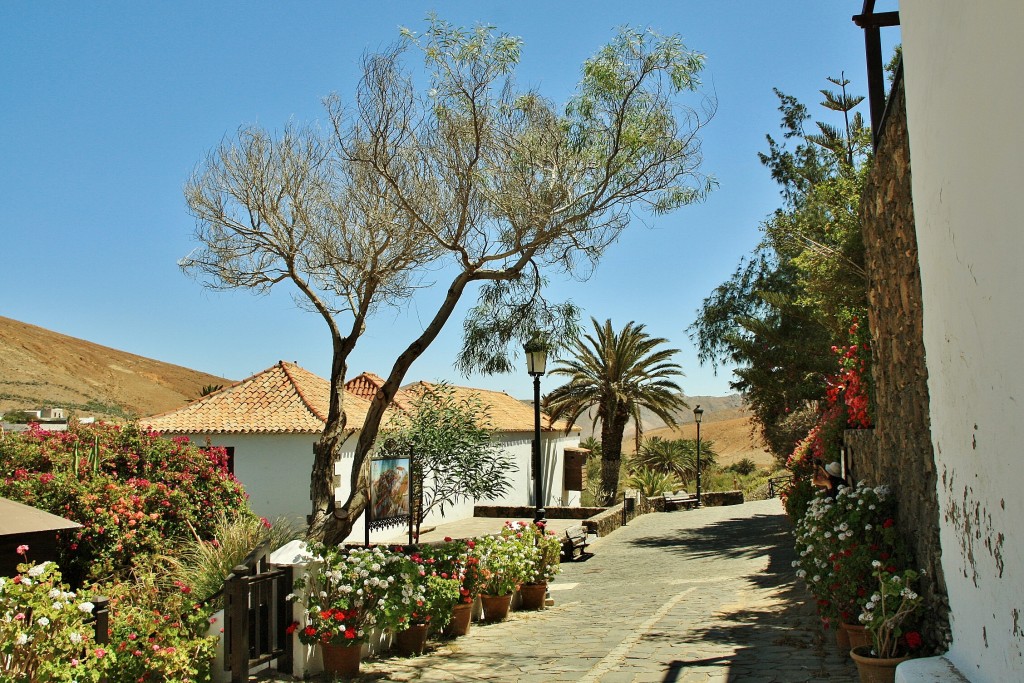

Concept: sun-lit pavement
[[259, 499, 858, 682]]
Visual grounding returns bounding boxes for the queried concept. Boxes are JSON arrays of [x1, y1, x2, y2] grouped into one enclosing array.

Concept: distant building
[[1, 406, 70, 433]]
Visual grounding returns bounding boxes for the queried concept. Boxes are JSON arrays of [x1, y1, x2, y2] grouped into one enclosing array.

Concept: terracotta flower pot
[[849, 645, 910, 683], [394, 623, 429, 656], [518, 582, 547, 610], [480, 593, 513, 622], [321, 641, 361, 677], [841, 621, 872, 650], [445, 602, 473, 636], [835, 622, 851, 653]]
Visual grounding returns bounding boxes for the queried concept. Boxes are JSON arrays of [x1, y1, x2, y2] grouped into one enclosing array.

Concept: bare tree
[[183, 17, 715, 543]]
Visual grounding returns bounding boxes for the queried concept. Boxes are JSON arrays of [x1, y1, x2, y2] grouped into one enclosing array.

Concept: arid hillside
[[571, 394, 773, 469], [0, 316, 233, 421], [635, 417, 775, 469]]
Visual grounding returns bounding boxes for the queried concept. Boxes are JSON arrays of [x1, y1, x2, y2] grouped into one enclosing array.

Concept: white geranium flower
[[78, 602, 94, 614], [15, 633, 28, 645], [37, 616, 50, 627], [28, 562, 50, 577], [69, 632, 83, 644]]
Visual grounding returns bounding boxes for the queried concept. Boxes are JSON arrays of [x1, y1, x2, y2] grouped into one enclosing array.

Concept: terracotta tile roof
[[396, 382, 577, 433], [143, 361, 373, 435], [142, 365, 575, 436]]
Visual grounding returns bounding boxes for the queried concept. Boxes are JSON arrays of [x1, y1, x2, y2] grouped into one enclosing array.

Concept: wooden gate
[[224, 542, 293, 682]]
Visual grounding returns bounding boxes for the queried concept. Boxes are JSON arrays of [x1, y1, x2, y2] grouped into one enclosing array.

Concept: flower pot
[[394, 623, 429, 656], [445, 602, 473, 636], [849, 645, 910, 683], [835, 622, 851, 653], [321, 641, 361, 677], [841, 621, 872, 650], [480, 593, 513, 622], [518, 582, 547, 610]]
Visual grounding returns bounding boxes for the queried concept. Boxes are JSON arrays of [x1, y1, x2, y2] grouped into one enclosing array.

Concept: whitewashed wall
[[187, 433, 326, 527], [901, 2, 1024, 679], [188, 429, 580, 543]]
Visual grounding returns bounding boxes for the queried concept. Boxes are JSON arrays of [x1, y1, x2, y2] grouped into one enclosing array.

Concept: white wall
[[189, 429, 580, 544], [190, 433, 324, 527], [901, 2, 1024, 679]]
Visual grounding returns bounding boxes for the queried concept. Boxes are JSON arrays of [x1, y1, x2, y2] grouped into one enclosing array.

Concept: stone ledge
[[896, 656, 971, 682]]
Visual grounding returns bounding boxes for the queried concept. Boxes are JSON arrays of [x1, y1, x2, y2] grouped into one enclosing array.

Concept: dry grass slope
[[0, 316, 233, 421]]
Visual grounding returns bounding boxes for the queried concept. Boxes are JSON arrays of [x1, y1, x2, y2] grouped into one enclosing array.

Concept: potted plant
[[421, 537, 484, 636], [503, 521, 561, 610], [475, 532, 535, 622], [793, 481, 904, 649], [850, 565, 924, 682], [289, 543, 423, 676], [393, 551, 460, 655]]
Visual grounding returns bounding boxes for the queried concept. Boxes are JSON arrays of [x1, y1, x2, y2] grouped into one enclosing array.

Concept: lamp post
[[525, 340, 548, 524], [693, 405, 704, 507]]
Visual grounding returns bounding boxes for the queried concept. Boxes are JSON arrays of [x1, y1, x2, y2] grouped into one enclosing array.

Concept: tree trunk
[[599, 415, 627, 506]]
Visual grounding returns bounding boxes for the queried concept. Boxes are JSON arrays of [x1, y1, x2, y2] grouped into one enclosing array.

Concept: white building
[[895, 2, 1023, 680], [143, 361, 582, 543]]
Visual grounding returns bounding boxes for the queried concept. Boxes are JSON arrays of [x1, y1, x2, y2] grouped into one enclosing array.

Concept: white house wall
[[901, 1, 1024, 679], [183, 429, 580, 545], [185, 433, 324, 527]]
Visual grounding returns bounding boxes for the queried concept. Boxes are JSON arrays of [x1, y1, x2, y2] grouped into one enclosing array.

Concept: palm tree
[[544, 318, 688, 505], [632, 436, 718, 489]]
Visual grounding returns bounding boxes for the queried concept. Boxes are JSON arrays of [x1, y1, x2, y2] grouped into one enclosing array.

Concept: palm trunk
[[600, 417, 627, 506]]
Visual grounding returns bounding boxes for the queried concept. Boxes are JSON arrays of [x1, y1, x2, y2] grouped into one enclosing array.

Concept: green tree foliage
[[376, 382, 516, 538], [630, 436, 717, 487], [1, 410, 36, 424], [624, 467, 680, 498], [183, 17, 714, 543], [691, 75, 871, 458], [544, 318, 688, 504]]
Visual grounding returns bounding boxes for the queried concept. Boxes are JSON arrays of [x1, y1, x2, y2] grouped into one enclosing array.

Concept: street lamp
[[525, 340, 548, 524], [693, 405, 704, 506]]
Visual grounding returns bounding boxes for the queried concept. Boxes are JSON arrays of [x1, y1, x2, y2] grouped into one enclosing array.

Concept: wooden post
[[226, 564, 250, 683], [93, 596, 109, 683]]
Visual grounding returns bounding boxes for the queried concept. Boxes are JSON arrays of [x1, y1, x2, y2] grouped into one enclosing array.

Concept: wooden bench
[[663, 491, 698, 511], [561, 525, 590, 561]]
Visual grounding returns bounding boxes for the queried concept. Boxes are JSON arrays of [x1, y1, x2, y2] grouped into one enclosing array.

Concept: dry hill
[[0, 316, 233, 421], [568, 394, 772, 469]]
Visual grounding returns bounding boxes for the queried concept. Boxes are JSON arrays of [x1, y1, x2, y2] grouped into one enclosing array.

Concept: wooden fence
[[224, 542, 294, 683]]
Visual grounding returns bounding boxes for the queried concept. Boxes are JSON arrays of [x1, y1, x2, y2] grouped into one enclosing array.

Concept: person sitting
[[812, 461, 846, 497]]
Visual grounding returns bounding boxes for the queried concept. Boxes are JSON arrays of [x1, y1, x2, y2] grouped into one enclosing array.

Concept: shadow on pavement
[[630, 510, 857, 682]]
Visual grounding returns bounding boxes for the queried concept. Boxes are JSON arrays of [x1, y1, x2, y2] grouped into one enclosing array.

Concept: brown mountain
[[0, 316, 233, 421]]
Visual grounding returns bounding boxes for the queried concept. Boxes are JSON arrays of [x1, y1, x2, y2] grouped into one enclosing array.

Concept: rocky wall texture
[[854, 72, 951, 650]]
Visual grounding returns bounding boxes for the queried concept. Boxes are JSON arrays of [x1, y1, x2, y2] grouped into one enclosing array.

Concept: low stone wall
[[701, 490, 744, 507], [473, 505, 605, 520]]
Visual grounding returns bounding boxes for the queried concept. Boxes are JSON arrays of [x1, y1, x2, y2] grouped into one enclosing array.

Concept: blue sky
[[0, 2, 899, 402]]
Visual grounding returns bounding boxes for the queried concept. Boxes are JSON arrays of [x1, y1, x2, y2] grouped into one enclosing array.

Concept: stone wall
[[854, 72, 950, 649]]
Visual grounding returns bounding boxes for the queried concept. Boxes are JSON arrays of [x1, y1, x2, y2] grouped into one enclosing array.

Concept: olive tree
[[376, 382, 515, 540], [183, 17, 714, 543]]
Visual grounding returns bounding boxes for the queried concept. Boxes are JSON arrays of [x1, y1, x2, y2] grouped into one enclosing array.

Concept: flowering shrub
[[421, 538, 484, 605], [502, 521, 561, 585], [793, 482, 904, 626], [0, 423, 253, 583], [475, 532, 536, 596], [290, 544, 425, 646], [0, 550, 110, 682], [1, 547, 217, 682], [99, 560, 217, 683], [858, 565, 924, 658], [783, 314, 873, 523]]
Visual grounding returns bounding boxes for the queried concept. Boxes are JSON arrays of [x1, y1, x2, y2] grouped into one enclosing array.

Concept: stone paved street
[[258, 499, 859, 682]]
